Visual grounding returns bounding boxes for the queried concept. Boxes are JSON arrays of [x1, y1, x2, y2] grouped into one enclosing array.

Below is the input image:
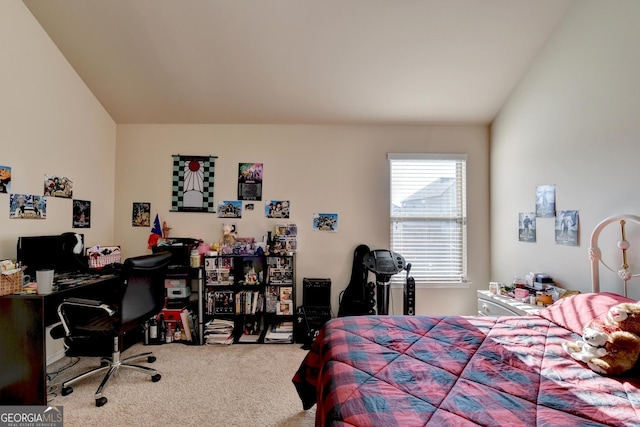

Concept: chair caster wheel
[[61, 386, 73, 396], [148, 356, 156, 363], [96, 397, 107, 407], [151, 373, 161, 382], [100, 360, 110, 367]]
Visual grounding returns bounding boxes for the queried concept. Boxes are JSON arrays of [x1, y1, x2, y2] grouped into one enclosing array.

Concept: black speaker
[[297, 278, 332, 348], [365, 282, 376, 314], [404, 276, 415, 315], [295, 307, 331, 348]]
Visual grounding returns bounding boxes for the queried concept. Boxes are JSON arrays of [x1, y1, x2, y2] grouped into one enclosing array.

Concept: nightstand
[[477, 290, 540, 316]]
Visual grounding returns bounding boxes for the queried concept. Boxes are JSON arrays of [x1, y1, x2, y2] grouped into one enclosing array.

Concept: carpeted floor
[[46, 342, 316, 427]]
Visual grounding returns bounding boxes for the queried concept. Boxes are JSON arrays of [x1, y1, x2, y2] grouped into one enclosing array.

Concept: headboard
[[589, 214, 640, 296]]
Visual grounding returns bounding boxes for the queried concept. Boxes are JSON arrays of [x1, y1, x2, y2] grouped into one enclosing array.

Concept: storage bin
[[0, 271, 23, 296]]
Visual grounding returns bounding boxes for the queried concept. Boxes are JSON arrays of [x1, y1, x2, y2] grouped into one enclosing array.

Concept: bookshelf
[[202, 254, 295, 344]]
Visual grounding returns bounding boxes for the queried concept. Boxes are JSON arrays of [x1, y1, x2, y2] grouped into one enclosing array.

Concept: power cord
[[46, 357, 80, 402]]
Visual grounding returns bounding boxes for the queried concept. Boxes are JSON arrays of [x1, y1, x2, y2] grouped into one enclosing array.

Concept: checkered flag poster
[[171, 155, 217, 213]]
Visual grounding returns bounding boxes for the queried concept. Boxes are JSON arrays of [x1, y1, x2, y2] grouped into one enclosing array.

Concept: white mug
[[36, 269, 55, 294]]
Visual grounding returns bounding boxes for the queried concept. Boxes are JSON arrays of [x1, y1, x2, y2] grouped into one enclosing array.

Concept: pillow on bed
[[537, 292, 635, 335]]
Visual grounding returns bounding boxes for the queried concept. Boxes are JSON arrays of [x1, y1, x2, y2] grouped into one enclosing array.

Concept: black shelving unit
[[202, 254, 295, 344]]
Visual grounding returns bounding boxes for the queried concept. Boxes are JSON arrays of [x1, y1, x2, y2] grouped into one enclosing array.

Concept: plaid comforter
[[293, 315, 640, 426]]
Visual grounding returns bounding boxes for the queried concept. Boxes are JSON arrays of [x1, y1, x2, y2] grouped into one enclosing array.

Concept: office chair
[[52, 251, 172, 406]]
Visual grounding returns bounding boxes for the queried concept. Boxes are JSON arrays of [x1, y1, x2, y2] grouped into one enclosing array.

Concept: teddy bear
[[586, 302, 640, 376], [562, 323, 609, 363], [588, 330, 640, 376], [563, 301, 640, 376]]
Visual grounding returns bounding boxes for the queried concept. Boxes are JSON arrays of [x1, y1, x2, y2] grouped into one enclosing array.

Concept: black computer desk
[[0, 274, 118, 405]]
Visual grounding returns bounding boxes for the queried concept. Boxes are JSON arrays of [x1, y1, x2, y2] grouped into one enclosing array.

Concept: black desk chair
[[51, 251, 172, 406]]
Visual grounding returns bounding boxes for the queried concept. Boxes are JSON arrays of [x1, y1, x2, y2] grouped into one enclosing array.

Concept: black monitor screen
[[17, 233, 86, 277]]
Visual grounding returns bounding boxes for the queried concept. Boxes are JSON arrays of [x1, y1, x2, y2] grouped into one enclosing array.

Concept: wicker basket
[[0, 271, 23, 296]]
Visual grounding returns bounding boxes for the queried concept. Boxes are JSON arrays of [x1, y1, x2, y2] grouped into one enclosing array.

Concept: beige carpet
[[47, 342, 316, 427]]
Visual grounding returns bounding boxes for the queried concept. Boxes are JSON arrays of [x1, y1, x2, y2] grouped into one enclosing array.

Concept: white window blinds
[[388, 153, 467, 285]]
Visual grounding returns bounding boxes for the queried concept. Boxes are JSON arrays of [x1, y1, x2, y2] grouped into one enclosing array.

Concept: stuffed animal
[[588, 330, 640, 375], [607, 302, 637, 327], [586, 302, 640, 376], [562, 323, 609, 363], [562, 302, 640, 376]]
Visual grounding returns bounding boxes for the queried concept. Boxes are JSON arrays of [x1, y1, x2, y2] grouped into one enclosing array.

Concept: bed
[[292, 215, 640, 426]]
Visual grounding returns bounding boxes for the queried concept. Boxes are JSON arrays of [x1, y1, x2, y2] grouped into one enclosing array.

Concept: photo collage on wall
[[0, 166, 90, 225], [149, 156, 342, 252], [519, 184, 579, 246]]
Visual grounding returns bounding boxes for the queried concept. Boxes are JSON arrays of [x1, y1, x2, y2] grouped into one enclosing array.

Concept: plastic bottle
[[143, 320, 150, 345], [158, 314, 166, 344], [174, 322, 182, 341], [190, 250, 201, 268], [149, 317, 158, 343], [165, 324, 173, 343]]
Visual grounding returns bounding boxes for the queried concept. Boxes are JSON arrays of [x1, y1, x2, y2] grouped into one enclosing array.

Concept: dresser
[[477, 290, 540, 316]]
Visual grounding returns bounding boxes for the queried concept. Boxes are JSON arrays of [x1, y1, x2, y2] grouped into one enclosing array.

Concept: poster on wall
[[9, 193, 46, 219], [0, 165, 11, 193], [555, 210, 579, 246], [518, 212, 536, 242], [265, 200, 290, 218], [217, 201, 242, 218], [132, 202, 151, 226], [171, 155, 217, 213], [44, 174, 73, 198], [313, 213, 338, 232], [535, 184, 555, 218], [237, 162, 263, 201], [72, 199, 91, 228]]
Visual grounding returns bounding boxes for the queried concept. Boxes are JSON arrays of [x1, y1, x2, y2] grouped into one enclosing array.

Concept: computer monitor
[[17, 233, 86, 277]]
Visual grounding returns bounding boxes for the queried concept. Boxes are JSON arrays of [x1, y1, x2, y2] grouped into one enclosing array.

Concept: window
[[388, 153, 467, 286]]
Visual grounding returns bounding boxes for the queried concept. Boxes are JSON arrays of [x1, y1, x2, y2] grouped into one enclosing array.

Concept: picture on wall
[[265, 200, 290, 218], [171, 155, 216, 213], [9, 193, 46, 219], [238, 162, 263, 201], [555, 210, 579, 246], [518, 212, 536, 242], [313, 213, 338, 232], [217, 201, 242, 218], [132, 202, 151, 226], [535, 184, 555, 218], [0, 165, 11, 193], [72, 199, 91, 228], [44, 174, 73, 198]]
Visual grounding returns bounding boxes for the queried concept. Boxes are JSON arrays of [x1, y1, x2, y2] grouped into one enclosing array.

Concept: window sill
[[390, 282, 471, 289]]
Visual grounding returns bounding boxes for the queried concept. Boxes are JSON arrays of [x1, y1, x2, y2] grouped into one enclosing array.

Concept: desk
[[0, 275, 117, 404]]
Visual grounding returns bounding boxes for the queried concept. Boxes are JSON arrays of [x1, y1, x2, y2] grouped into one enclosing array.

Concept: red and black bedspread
[[293, 311, 640, 426]]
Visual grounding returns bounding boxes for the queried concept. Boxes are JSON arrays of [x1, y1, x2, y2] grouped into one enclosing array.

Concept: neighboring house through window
[[388, 153, 467, 287]]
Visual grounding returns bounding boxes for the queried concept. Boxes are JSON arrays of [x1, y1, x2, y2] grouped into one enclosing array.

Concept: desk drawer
[[477, 298, 520, 316]]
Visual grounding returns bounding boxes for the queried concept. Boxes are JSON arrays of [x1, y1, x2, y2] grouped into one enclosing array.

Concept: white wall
[[115, 124, 490, 315], [491, 0, 640, 299], [4, 0, 489, 317], [0, 1, 117, 261]]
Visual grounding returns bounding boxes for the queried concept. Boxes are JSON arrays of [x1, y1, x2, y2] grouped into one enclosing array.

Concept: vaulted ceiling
[[23, 0, 574, 125]]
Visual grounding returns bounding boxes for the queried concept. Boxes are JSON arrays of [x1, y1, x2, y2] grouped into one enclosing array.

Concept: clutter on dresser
[[489, 273, 578, 307]]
